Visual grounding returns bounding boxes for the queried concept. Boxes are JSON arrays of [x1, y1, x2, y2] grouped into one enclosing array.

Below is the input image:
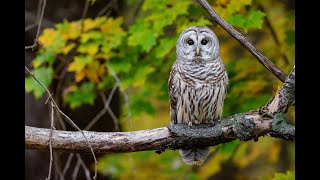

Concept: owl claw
[[188, 122, 193, 128]]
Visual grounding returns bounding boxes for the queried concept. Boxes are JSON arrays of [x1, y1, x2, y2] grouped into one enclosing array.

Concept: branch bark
[[267, 65, 295, 113], [25, 110, 294, 154], [25, 65, 295, 154], [196, 0, 288, 82]]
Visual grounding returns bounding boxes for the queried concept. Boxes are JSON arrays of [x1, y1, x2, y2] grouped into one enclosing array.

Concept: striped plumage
[[169, 26, 228, 165]]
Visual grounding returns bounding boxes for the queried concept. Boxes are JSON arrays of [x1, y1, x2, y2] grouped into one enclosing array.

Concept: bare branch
[[76, 154, 91, 180], [72, 157, 81, 180], [25, 109, 294, 154], [106, 65, 132, 128], [25, 0, 47, 50], [196, 0, 288, 82], [95, 0, 113, 17], [62, 153, 74, 177], [80, 0, 90, 33], [46, 101, 55, 180], [84, 85, 119, 131], [25, 66, 97, 180]]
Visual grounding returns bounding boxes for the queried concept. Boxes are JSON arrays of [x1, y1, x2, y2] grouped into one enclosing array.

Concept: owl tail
[[178, 147, 210, 166]]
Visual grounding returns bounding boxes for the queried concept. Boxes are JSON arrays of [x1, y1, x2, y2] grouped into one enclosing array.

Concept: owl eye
[[187, 39, 194, 45], [201, 39, 208, 45]]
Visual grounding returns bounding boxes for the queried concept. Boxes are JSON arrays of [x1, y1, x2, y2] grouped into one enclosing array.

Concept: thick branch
[[25, 110, 294, 154], [267, 65, 295, 113], [196, 0, 288, 82]]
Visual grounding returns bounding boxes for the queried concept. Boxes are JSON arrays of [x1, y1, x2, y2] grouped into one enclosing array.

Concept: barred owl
[[168, 26, 228, 165]]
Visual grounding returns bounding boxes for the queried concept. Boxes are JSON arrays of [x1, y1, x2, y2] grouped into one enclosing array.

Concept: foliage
[[272, 171, 295, 180], [25, 0, 295, 179]]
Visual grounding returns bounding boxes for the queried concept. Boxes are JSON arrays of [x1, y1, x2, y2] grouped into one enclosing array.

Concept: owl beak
[[196, 47, 200, 56]]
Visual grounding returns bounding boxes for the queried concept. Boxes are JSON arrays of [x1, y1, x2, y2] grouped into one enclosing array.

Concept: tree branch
[[26, 64, 295, 154], [25, 109, 294, 154], [267, 65, 295, 113], [196, 0, 288, 82]]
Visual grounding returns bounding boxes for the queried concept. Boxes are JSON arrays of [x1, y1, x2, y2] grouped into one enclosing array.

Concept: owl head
[[176, 26, 220, 61]]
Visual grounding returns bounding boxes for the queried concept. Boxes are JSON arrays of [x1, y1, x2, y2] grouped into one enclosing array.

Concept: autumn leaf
[[68, 55, 93, 72], [25, 67, 53, 99], [86, 61, 101, 83]]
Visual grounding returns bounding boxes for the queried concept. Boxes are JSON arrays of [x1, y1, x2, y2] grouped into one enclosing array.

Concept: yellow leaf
[[75, 68, 87, 82], [95, 53, 111, 60], [32, 59, 43, 68], [69, 22, 81, 40], [78, 43, 99, 56], [100, 17, 124, 33], [86, 61, 100, 83], [84, 18, 96, 32], [98, 64, 106, 77], [61, 43, 76, 55], [38, 28, 58, 48], [68, 56, 92, 72]]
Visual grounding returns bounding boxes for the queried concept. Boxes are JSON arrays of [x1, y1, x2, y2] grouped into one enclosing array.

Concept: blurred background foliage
[[25, 0, 295, 179]]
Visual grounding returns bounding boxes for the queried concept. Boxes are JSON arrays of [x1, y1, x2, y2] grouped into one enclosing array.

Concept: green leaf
[[25, 67, 53, 99], [133, 66, 155, 87], [32, 52, 56, 68], [129, 88, 155, 116], [272, 171, 295, 180], [80, 30, 104, 43], [128, 20, 157, 52], [226, 0, 252, 16], [142, 0, 169, 11], [55, 19, 70, 32], [97, 75, 114, 90], [64, 82, 96, 109], [107, 59, 132, 74], [155, 36, 177, 59], [227, 9, 266, 32]]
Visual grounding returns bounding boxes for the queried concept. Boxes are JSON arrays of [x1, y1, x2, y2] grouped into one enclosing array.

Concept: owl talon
[[188, 122, 193, 128]]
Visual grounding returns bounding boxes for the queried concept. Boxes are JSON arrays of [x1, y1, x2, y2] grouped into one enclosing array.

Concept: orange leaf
[[86, 61, 100, 83], [75, 68, 87, 82]]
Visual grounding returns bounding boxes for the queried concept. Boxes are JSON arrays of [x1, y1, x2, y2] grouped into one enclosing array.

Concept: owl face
[[176, 26, 220, 61]]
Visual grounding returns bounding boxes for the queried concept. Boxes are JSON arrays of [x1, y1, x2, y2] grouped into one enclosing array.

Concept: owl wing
[[168, 63, 178, 124]]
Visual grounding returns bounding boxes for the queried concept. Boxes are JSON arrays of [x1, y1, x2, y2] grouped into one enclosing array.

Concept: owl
[[168, 26, 228, 165]]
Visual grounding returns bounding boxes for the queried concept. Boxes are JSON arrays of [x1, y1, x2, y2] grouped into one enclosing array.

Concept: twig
[[25, 0, 44, 32], [25, 0, 47, 50], [84, 84, 119, 131], [53, 152, 65, 180], [80, 0, 90, 33], [99, 91, 120, 131], [46, 101, 55, 180], [76, 154, 91, 180], [196, 0, 288, 82], [25, 66, 98, 180], [56, 111, 67, 131], [106, 65, 132, 129], [71, 157, 81, 180], [95, 0, 113, 17], [62, 153, 74, 177]]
